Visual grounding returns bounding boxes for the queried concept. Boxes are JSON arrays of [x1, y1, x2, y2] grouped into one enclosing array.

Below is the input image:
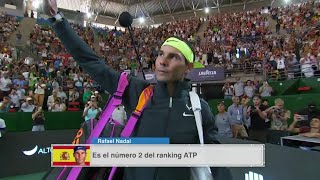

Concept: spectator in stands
[[297, 102, 320, 127], [12, 74, 27, 87], [20, 97, 35, 112], [275, 54, 286, 80], [266, 98, 291, 130], [227, 96, 248, 138], [9, 88, 20, 109], [47, 89, 58, 111], [0, 73, 12, 97], [0, 96, 11, 113], [32, 105, 45, 131], [286, 53, 299, 79], [82, 87, 92, 105], [93, 91, 103, 103], [241, 96, 251, 128], [68, 87, 79, 102], [300, 52, 314, 78], [14, 84, 25, 102], [215, 101, 232, 138], [49, 78, 60, 90], [34, 81, 46, 107], [259, 81, 273, 97], [222, 81, 234, 99], [244, 80, 255, 98], [288, 115, 320, 138], [248, 95, 268, 143], [74, 73, 83, 92], [57, 86, 67, 102], [83, 99, 101, 121], [233, 77, 244, 97], [50, 97, 66, 112]]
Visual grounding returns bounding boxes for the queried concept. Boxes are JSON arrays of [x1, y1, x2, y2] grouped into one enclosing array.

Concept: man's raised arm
[[43, 0, 120, 94], [53, 19, 120, 94]]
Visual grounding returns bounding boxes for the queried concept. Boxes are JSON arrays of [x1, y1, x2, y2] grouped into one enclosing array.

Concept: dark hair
[[253, 95, 262, 99], [262, 99, 268, 103], [241, 95, 248, 99], [217, 100, 225, 105]]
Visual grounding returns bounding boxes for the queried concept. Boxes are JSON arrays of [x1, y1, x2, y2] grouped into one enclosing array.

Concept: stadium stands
[[0, 1, 318, 132]]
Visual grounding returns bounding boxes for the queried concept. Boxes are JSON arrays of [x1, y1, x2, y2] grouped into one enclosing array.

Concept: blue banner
[[91, 138, 170, 144]]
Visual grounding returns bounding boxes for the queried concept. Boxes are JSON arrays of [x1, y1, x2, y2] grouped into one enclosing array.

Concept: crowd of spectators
[[194, 1, 320, 81], [0, 22, 103, 116], [0, 12, 19, 44], [222, 77, 273, 100], [271, 1, 319, 34], [97, 17, 202, 73], [0, 1, 319, 118], [215, 94, 320, 143]]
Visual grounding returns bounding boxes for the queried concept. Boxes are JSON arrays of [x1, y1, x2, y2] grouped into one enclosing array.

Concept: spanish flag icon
[[52, 145, 90, 166]]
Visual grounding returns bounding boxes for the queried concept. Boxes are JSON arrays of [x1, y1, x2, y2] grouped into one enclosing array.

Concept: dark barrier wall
[[218, 136, 320, 180], [268, 78, 320, 96], [2, 132, 320, 179], [1, 112, 83, 132], [0, 130, 77, 178]]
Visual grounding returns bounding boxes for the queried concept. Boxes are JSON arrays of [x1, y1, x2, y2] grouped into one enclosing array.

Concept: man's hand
[[43, 0, 58, 17]]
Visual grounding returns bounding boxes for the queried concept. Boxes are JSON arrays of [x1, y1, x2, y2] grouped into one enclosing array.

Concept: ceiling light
[[205, 7, 209, 13]]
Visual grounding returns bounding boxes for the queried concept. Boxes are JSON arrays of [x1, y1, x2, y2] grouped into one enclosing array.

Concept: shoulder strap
[[85, 72, 129, 143], [189, 91, 213, 176], [109, 85, 154, 180], [63, 72, 129, 180], [121, 85, 153, 137], [189, 91, 204, 144]]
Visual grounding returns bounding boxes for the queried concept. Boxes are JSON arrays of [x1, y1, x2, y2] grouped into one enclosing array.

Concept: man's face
[[241, 97, 249, 105], [310, 118, 320, 129], [74, 150, 86, 165], [155, 45, 190, 82], [262, 101, 268, 106], [217, 104, 225, 112], [275, 102, 283, 108], [233, 97, 240, 104], [253, 97, 261, 106], [3, 97, 9, 103]]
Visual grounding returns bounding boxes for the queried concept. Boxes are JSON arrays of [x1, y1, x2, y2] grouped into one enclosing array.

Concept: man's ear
[[185, 63, 193, 75]]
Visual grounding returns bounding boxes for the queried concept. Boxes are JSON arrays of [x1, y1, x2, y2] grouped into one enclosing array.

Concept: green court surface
[[0, 172, 46, 180]]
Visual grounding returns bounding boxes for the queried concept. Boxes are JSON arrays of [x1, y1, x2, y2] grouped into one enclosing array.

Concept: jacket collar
[[153, 79, 191, 99]]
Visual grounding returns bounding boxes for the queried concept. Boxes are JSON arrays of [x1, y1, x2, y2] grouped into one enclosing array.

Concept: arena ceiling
[[57, 0, 270, 19]]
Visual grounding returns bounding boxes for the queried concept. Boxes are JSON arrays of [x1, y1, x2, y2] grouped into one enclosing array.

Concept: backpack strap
[[61, 72, 129, 180], [86, 72, 129, 143], [121, 85, 153, 137], [189, 91, 204, 144], [108, 85, 154, 180], [189, 91, 213, 178]]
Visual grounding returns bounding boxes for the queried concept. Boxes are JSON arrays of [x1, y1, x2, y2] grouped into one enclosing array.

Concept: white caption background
[[90, 144, 264, 167]]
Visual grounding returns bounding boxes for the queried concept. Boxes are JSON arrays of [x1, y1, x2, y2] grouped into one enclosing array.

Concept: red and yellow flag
[[52, 145, 91, 166]]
